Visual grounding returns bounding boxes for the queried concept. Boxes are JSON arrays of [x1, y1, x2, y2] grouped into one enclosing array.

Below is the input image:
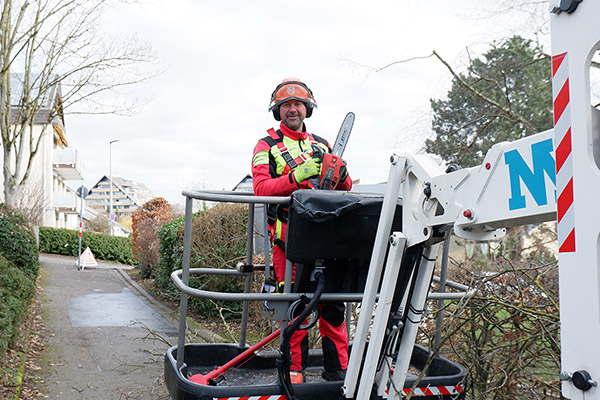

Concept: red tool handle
[[189, 328, 282, 385]]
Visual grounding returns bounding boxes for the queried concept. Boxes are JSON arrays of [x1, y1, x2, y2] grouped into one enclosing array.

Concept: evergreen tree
[[426, 36, 553, 167]]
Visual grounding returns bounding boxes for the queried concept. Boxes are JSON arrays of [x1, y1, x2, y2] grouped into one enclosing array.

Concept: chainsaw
[[309, 112, 354, 190]]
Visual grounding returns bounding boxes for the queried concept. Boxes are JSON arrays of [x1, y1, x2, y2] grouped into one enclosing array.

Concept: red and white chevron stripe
[[213, 396, 285, 400], [401, 384, 464, 397], [552, 51, 576, 253], [214, 383, 465, 400]]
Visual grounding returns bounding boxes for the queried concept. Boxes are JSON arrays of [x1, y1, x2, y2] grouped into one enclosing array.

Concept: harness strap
[[266, 128, 319, 170], [273, 237, 286, 251]]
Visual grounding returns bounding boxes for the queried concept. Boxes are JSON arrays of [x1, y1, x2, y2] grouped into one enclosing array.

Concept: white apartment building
[[86, 175, 156, 217], [1, 74, 84, 229]]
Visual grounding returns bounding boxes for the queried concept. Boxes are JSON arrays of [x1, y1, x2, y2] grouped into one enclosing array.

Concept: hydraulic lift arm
[[401, 128, 557, 246]]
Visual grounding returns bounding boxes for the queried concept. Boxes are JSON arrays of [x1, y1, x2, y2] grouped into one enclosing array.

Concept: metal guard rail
[[180, 190, 474, 297], [181, 189, 290, 204], [170, 268, 474, 302], [172, 189, 475, 369]]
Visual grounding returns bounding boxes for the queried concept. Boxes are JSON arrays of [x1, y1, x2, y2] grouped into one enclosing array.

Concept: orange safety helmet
[[268, 78, 317, 121]]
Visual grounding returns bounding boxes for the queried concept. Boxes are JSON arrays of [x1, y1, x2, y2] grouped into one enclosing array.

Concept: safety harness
[[261, 128, 329, 251], [264, 128, 327, 171]]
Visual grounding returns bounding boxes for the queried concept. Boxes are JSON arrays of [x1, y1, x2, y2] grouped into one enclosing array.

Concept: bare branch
[[457, 115, 498, 165], [432, 49, 538, 134], [375, 53, 436, 73]]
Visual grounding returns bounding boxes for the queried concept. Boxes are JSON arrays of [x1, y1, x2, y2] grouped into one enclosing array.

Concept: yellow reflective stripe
[[275, 218, 283, 240], [278, 280, 294, 290], [253, 150, 269, 167], [282, 136, 304, 162], [271, 145, 282, 157]]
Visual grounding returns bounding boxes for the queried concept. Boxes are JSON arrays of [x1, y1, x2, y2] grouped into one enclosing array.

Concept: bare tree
[[0, 0, 153, 206], [85, 213, 109, 234], [425, 256, 561, 400], [12, 177, 48, 225]]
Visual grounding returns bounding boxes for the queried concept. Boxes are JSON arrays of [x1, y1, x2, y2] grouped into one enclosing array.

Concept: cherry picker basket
[[164, 189, 467, 400]]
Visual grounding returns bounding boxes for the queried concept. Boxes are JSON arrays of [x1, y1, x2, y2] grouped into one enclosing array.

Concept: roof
[[232, 174, 253, 192], [9, 73, 67, 145], [9, 73, 65, 126], [10, 73, 60, 108]]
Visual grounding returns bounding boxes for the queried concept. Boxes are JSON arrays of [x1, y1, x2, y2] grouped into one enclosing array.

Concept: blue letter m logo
[[504, 138, 556, 211]]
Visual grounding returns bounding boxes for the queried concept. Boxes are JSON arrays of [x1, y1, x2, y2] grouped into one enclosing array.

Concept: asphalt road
[[38, 253, 178, 400]]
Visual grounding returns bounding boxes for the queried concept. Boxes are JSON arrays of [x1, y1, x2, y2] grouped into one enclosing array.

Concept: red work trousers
[[273, 238, 349, 372]]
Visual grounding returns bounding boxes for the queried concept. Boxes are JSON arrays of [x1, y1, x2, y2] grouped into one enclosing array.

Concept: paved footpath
[[38, 253, 178, 400]]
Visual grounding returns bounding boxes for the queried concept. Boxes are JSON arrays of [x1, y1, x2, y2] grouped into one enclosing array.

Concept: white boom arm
[[399, 1, 600, 394], [400, 129, 557, 246], [400, 0, 600, 397], [344, 129, 560, 398]]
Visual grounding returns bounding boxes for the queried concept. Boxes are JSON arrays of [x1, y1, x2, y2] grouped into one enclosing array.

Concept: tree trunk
[[3, 169, 19, 206]]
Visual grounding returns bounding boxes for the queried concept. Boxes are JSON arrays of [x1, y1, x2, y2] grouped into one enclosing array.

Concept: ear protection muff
[[305, 102, 314, 118], [272, 106, 281, 121]]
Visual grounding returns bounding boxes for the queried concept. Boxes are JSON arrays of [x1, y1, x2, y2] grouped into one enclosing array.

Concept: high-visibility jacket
[[252, 122, 352, 196], [252, 122, 352, 246]]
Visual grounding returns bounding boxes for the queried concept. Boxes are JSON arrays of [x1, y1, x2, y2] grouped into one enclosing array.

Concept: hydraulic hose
[[278, 271, 326, 400]]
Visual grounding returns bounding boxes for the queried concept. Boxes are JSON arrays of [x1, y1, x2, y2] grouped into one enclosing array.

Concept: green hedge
[[0, 204, 39, 361], [155, 214, 186, 296], [0, 256, 36, 359], [0, 204, 39, 276], [39, 226, 134, 265]]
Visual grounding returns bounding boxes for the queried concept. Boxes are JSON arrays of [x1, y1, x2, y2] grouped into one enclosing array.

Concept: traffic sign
[[110, 212, 116, 221], [76, 186, 89, 198]]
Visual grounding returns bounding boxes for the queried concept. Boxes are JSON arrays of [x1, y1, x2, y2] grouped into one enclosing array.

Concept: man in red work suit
[[252, 78, 353, 384]]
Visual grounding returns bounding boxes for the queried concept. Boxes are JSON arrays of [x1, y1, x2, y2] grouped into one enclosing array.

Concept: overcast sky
[[65, 0, 549, 207]]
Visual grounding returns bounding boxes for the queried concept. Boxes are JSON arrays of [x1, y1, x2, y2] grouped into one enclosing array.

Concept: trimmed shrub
[[39, 227, 134, 265], [155, 204, 248, 318], [0, 204, 39, 276], [132, 198, 174, 279]]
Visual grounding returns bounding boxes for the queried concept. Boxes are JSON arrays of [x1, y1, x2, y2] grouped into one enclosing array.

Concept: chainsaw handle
[[311, 144, 324, 161]]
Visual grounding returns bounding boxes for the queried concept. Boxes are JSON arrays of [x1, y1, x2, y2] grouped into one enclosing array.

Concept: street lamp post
[[109, 139, 120, 236]]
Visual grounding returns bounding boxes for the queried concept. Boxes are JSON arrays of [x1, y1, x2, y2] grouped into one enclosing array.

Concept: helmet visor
[[269, 80, 317, 111]]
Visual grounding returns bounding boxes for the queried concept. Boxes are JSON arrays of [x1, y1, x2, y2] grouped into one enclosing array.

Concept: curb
[[116, 268, 177, 320]]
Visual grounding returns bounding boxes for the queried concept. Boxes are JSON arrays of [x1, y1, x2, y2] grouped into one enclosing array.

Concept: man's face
[[280, 100, 307, 132]]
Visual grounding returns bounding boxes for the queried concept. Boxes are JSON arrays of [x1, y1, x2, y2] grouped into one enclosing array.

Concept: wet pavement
[[38, 253, 178, 399], [68, 287, 176, 333]]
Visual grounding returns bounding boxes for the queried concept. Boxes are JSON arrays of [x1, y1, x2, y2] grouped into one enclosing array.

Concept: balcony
[[53, 149, 84, 180], [54, 192, 81, 213]]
